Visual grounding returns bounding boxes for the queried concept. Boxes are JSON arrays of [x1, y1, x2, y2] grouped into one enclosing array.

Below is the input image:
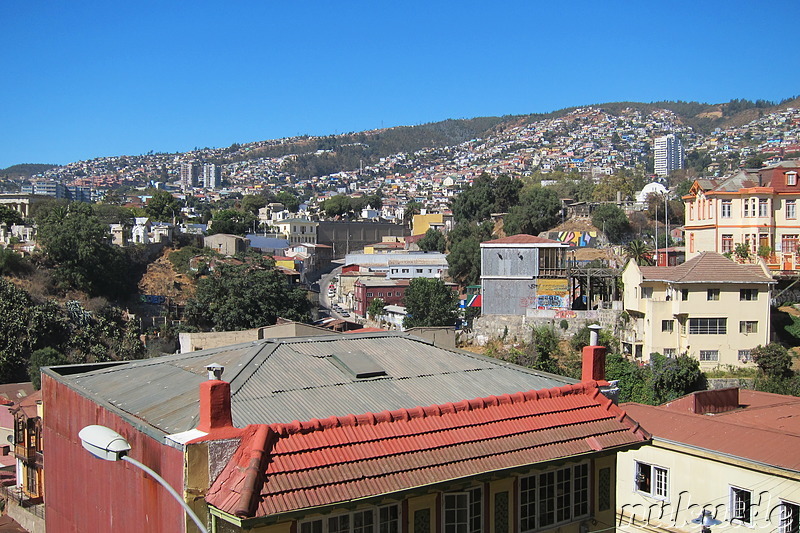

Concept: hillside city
[[1, 98, 800, 533]]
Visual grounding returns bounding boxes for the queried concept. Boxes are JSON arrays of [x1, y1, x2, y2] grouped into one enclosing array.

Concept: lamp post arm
[[122, 455, 207, 532]]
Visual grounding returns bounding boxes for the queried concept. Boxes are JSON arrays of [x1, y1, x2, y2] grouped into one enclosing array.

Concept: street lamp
[[78, 425, 207, 532], [691, 509, 722, 533]]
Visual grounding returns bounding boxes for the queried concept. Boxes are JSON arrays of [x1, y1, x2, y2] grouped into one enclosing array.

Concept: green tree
[[403, 201, 421, 228], [0, 247, 32, 276], [275, 191, 301, 212], [208, 209, 256, 235], [591, 204, 630, 243], [367, 298, 385, 320], [606, 352, 653, 404], [417, 228, 446, 252], [624, 239, 653, 266], [185, 258, 311, 331], [0, 205, 23, 226], [322, 195, 353, 218], [145, 190, 183, 221], [492, 174, 523, 213], [28, 347, 68, 389], [451, 173, 496, 223], [502, 186, 560, 236], [734, 242, 750, 262], [403, 278, 459, 328], [36, 202, 132, 298], [751, 343, 793, 379], [446, 221, 492, 286], [649, 353, 705, 404], [240, 194, 268, 215]]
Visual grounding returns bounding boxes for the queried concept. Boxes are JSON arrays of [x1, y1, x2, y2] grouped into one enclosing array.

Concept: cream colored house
[[621, 252, 774, 367], [274, 217, 318, 244], [617, 388, 800, 533], [684, 161, 800, 271]]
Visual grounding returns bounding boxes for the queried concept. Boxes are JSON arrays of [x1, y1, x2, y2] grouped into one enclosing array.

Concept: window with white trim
[[443, 486, 482, 533], [759, 198, 769, 217], [663, 348, 677, 358], [519, 462, 589, 532], [779, 501, 800, 533], [662, 320, 674, 333], [740, 289, 758, 301], [738, 350, 752, 363], [787, 172, 798, 186], [707, 289, 720, 301], [635, 461, 668, 500], [721, 199, 732, 218], [787, 200, 797, 220], [300, 504, 401, 533], [731, 486, 753, 524], [739, 321, 758, 334], [700, 350, 719, 361], [689, 318, 727, 334], [642, 287, 653, 299]]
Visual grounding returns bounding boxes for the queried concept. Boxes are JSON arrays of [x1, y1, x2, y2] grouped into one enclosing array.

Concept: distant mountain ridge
[[3, 96, 798, 176]]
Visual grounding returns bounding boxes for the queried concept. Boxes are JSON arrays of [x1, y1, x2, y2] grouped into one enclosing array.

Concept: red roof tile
[[481, 234, 563, 245], [638, 252, 773, 284], [207, 381, 649, 518]]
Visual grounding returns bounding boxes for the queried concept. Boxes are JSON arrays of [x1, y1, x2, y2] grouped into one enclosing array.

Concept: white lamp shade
[[78, 425, 131, 461]]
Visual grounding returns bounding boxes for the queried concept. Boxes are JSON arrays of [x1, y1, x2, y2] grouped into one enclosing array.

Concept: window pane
[[520, 475, 537, 532], [539, 471, 556, 527]]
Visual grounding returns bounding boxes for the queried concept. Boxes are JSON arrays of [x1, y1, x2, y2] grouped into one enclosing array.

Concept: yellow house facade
[[621, 253, 774, 367], [274, 218, 318, 244], [617, 389, 800, 533]]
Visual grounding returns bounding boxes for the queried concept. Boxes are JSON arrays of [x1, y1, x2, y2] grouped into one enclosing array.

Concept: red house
[[353, 278, 409, 317]]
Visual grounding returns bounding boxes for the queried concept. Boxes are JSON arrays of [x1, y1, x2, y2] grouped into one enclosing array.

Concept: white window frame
[[642, 287, 653, 299], [730, 486, 753, 525], [739, 321, 758, 334], [779, 500, 800, 533], [443, 486, 482, 533], [700, 350, 719, 362], [721, 199, 732, 218], [787, 200, 797, 220], [519, 462, 590, 533], [299, 504, 401, 533], [634, 461, 669, 501]]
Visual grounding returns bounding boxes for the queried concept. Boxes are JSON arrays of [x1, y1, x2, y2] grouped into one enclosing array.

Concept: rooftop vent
[[330, 351, 388, 379]]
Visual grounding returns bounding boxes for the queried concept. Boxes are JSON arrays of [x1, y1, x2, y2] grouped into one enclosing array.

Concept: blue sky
[[1, 1, 798, 169]]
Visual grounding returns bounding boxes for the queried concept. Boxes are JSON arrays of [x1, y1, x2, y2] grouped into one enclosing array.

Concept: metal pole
[[122, 455, 207, 532]]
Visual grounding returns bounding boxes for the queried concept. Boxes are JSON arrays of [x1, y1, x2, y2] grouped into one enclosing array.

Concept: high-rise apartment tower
[[654, 134, 684, 176]]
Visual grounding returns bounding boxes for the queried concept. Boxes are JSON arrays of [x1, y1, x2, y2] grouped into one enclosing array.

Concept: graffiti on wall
[[547, 230, 598, 248], [535, 279, 570, 310]]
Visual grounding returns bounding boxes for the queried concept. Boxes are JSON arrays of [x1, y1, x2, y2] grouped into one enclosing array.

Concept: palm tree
[[625, 239, 653, 266]]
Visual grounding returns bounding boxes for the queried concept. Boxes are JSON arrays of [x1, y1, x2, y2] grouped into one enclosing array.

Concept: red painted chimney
[[581, 324, 607, 383], [198, 363, 233, 432]]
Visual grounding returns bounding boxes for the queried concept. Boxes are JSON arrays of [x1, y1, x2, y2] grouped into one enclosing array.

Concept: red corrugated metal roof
[[206, 381, 649, 519]]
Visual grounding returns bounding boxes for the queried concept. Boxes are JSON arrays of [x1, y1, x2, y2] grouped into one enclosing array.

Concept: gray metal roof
[[45, 332, 576, 437]]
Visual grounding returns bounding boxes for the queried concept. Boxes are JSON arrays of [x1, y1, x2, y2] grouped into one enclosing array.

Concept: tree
[[322, 195, 353, 218], [0, 205, 23, 226], [451, 173, 496, 224], [591, 204, 630, 243], [35, 202, 133, 298], [208, 209, 255, 235], [28, 347, 68, 389], [403, 201, 421, 228], [417, 228, 446, 253], [751, 343, 793, 379], [502, 186, 560, 236], [492, 174, 522, 213], [185, 258, 311, 331], [649, 353, 705, 404], [367, 298, 385, 320], [275, 191, 301, 212], [145, 190, 182, 222], [446, 221, 492, 286], [403, 278, 459, 328], [240, 194, 268, 215], [624, 240, 653, 266]]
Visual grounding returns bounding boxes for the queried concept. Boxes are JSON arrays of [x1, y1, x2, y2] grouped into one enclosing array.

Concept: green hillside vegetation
[[0, 163, 59, 179]]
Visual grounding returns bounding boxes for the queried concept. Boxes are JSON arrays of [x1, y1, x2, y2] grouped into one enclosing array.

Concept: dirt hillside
[[137, 249, 195, 304]]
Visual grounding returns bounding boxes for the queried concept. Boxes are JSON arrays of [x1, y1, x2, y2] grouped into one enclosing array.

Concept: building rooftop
[[44, 333, 578, 438], [481, 234, 566, 246], [622, 388, 800, 473], [207, 380, 650, 518], [637, 252, 774, 284]]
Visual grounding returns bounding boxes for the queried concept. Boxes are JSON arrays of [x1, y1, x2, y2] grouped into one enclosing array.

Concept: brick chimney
[[581, 324, 607, 383], [197, 363, 233, 432]]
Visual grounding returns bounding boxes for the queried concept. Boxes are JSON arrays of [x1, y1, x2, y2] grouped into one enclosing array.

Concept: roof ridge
[[270, 382, 598, 437]]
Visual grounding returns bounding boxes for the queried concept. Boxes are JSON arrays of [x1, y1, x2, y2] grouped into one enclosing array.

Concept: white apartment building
[[654, 134, 684, 176]]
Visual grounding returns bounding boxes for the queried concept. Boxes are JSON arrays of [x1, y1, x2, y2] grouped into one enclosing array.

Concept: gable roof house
[[42, 333, 649, 533], [621, 252, 774, 366], [617, 388, 800, 533]]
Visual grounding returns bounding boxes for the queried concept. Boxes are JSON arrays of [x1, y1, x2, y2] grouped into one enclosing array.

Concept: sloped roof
[[482, 234, 564, 246], [637, 252, 773, 284], [207, 381, 650, 518], [45, 333, 577, 437], [622, 389, 800, 473]]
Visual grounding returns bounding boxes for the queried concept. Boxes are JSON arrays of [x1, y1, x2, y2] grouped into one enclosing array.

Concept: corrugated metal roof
[[206, 382, 650, 518], [48, 333, 576, 436]]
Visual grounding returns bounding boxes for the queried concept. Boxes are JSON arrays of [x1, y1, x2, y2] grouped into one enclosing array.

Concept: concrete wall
[[471, 309, 622, 346], [318, 221, 409, 259]]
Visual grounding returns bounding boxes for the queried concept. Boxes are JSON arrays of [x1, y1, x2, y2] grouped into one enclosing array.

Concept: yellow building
[[274, 218, 318, 244], [621, 252, 774, 367], [411, 213, 444, 236], [617, 388, 800, 533]]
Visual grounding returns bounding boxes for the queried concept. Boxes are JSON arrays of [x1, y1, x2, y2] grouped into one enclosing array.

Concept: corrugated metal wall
[[483, 279, 539, 315], [42, 374, 189, 533], [482, 248, 539, 278]]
